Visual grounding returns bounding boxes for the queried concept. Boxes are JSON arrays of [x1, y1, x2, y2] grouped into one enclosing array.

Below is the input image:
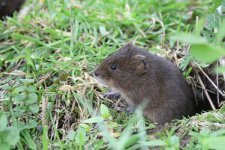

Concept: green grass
[[1, 0, 225, 149]]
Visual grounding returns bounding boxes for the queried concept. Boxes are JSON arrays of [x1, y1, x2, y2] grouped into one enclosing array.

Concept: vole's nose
[[91, 70, 99, 77]]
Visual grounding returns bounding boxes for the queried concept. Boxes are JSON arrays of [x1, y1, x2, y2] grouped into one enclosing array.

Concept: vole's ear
[[120, 42, 135, 52], [131, 55, 147, 75]]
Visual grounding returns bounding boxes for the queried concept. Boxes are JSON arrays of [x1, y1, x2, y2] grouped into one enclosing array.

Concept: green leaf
[[141, 140, 165, 146], [20, 79, 34, 84], [29, 104, 39, 114], [27, 93, 38, 104], [0, 143, 10, 150], [211, 129, 225, 137], [26, 120, 37, 129], [82, 117, 104, 123], [170, 135, 180, 148], [75, 127, 87, 146], [3, 127, 20, 146], [190, 44, 225, 63], [216, 19, 225, 44], [195, 18, 205, 36], [203, 137, 225, 150], [108, 122, 118, 128], [171, 33, 207, 44], [47, 102, 53, 111], [67, 130, 76, 140], [79, 123, 90, 133], [1, 84, 12, 91], [15, 86, 27, 93], [14, 106, 26, 116], [215, 66, 225, 74], [0, 112, 7, 131], [13, 94, 26, 103], [100, 104, 110, 119], [14, 121, 26, 131], [205, 13, 220, 31], [180, 53, 193, 71], [21, 129, 37, 150], [219, 105, 225, 113], [42, 125, 48, 150], [28, 85, 36, 92], [124, 134, 140, 149]]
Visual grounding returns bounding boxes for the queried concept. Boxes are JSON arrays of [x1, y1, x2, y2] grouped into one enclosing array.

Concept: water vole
[[93, 43, 196, 124], [0, 0, 25, 20]]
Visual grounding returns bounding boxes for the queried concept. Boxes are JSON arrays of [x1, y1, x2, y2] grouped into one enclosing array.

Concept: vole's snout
[[93, 70, 99, 77], [94, 71, 99, 77]]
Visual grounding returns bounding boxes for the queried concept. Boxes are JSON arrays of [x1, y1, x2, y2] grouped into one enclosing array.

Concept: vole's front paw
[[114, 106, 134, 114], [104, 91, 121, 99], [125, 106, 135, 113]]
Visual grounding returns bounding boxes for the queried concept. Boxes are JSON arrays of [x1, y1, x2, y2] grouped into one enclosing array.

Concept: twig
[[197, 74, 216, 110], [216, 61, 219, 105], [42, 96, 48, 126], [197, 64, 224, 97]]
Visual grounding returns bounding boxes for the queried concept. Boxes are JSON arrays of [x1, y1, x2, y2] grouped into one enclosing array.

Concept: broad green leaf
[[214, 0, 223, 8], [190, 44, 225, 63], [14, 121, 26, 131], [100, 104, 110, 119], [27, 93, 38, 104], [15, 86, 27, 93], [13, 94, 26, 103], [26, 120, 37, 129], [0, 112, 7, 131], [14, 106, 26, 116], [211, 129, 225, 137], [28, 85, 36, 92], [4, 127, 20, 145], [82, 117, 104, 123], [67, 130, 76, 140], [29, 104, 39, 114], [170, 135, 180, 148], [0, 143, 10, 150], [75, 127, 87, 146], [203, 137, 225, 150], [171, 33, 207, 44]]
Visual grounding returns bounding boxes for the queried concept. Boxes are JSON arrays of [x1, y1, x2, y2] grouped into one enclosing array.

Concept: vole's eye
[[110, 64, 117, 70]]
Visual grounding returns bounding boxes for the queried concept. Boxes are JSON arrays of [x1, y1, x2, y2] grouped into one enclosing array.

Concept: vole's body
[[94, 43, 196, 124], [0, 0, 25, 20]]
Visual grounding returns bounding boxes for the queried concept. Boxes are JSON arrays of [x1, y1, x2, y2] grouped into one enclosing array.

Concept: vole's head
[[93, 43, 148, 89]]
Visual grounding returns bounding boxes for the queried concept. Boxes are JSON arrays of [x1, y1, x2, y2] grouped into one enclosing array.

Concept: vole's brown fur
[[0, 0, 25, 20], [94, 43, 196, 125]]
